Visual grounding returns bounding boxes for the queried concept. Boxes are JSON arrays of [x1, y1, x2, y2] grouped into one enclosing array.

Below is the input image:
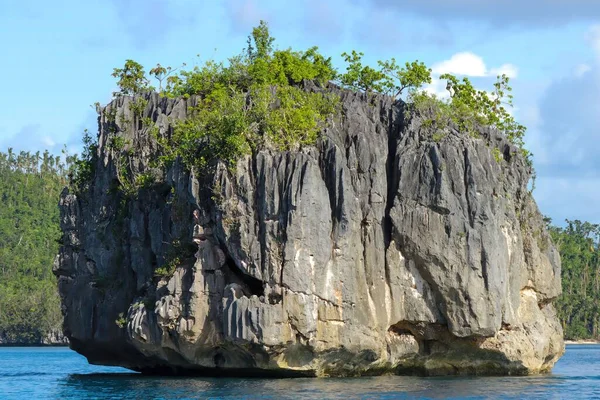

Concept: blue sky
[[1, 0, 599, 225]]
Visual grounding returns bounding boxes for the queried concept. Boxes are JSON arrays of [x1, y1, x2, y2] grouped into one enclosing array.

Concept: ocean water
[[0, 345, 597, 399]]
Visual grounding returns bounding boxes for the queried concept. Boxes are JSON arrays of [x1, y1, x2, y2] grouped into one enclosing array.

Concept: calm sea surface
[[0, 345, 597, 399]]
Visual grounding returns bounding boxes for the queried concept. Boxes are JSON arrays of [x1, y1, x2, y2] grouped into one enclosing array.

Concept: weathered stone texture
[[54, 87, 564, 376]]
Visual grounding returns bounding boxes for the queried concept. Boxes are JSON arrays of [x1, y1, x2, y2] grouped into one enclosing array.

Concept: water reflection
[[8, 345, 598, 399], [55, 373, 582, 400]]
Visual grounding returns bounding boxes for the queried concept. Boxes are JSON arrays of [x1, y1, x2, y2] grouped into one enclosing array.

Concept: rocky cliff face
[[54, 87, 564, 376]]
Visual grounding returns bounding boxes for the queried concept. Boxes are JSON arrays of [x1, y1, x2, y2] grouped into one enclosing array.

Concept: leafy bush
[[139, 20, 339, 172], [112, 60, 150, 96], [408, 91, 453, 133], [339, 50, 387, 93], [67, 129, 97, 193], [134, 172, 156, 188], [129, 97, 148, 117], [338, 52, 431, 97], [157, 87, 252, 169], [378, 59, 432, 97], [408, 73, 529, 162], [115, 313, 127, 328], [440, 73, 528, 157], [492, 147, 503, 163]]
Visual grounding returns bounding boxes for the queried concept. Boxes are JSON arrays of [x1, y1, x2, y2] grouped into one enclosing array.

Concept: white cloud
[[432, 52, 518, 78], [423, 53, 519, 100], [432, 52, 487, 76], [575, 63, 592, 77]]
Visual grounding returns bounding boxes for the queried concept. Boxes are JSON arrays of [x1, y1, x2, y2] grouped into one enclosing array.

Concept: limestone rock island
[[54, 84, 564, 376]]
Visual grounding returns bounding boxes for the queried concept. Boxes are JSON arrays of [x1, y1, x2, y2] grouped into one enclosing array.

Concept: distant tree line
[[549, 219, 600, 340], [0, 148, 70, 343]]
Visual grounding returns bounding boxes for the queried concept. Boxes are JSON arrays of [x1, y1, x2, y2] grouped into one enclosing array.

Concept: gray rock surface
[[54, 87, 564, 376]]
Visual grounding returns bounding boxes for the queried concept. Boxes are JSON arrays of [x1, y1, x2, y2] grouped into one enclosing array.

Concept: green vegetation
[[492, 147, 503, 163], [111, 21, 340, 173], [550, 220, 600, 340], [443, 73, 525, 150], [0, 149, 66, 343], [104, 21, 527, 176], [115, 313, 127, 328], [153, 238, 197, 279], [409, 74, 528, 161], [339, 51, 431, 96], [68, 129, 96, 193], [153, 257, 181, 279], [111, 60, 150, 96]]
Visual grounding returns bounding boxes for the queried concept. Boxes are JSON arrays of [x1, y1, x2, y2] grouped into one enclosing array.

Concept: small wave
[[0, 372, 51, 378], [67, 373, 143, 379], [553, 375, 600, 381]]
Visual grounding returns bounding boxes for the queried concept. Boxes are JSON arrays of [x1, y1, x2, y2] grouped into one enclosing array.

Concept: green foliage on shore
[[0, 149, 66, 343], [550, 220, 600, 340]]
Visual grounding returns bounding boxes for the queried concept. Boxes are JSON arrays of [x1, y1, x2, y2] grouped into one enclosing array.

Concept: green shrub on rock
[[86, 21, 531, 184], [112, 60, 151, 96], [338, 52, 432, 97], [146, 20, 339, 172], [407, 73, 529, 163]]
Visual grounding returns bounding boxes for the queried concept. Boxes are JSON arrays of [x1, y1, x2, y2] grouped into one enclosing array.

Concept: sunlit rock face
[[54, 85, 564, 377]]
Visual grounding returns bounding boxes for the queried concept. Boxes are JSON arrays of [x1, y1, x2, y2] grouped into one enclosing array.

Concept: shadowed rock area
[[54, 86, 564, 376]]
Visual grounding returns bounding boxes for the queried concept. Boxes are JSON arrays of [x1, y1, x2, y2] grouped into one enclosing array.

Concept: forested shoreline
[[0, 149, 69, 344], [0, 146, 598, 343], [550, 220, 600, 340]]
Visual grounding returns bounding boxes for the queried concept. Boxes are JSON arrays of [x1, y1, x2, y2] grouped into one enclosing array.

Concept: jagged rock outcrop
[[54, 86, 564, 376]]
